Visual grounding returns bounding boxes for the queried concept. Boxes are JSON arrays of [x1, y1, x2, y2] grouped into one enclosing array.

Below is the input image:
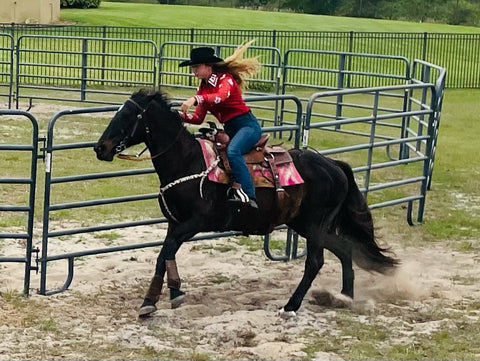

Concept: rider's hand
[[181, 97, 197, 114]]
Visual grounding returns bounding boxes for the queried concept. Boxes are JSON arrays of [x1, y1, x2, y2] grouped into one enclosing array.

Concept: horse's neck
[[149, 123, 203, 185]]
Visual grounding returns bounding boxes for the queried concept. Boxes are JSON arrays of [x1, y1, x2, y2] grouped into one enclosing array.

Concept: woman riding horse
[[179, 42, 261, 209]]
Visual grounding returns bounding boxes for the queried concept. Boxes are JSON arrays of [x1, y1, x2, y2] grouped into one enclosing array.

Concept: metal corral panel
[[15, 35, 158, 106], [0, 110, 40, 296]]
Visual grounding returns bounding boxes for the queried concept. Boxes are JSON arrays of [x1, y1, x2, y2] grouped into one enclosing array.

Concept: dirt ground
[[1, 218, 479, 360]]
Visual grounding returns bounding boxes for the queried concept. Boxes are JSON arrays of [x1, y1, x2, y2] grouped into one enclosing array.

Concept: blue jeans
[[224, 111, 262, 199]]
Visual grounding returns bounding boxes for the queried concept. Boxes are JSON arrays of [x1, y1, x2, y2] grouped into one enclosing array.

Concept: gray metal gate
[[0, 34, 14, 108], [303, 82, 439, 225], [15, 35, 158, 107], [0, 110, 40, 296], [38, 95, 303, 295]]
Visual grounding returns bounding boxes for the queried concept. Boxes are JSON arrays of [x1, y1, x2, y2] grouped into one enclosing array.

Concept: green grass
[[300, 308, 480, 360], [61, 2, 480, 33]]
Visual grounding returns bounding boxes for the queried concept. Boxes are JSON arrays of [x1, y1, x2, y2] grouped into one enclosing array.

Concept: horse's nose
[[93, 143, 104, 158], [93, 143, 101, 154]]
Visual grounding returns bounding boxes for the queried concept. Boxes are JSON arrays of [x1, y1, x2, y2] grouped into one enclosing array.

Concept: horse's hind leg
[[324, 234, 354, 299], [282, 236, 324, 315]]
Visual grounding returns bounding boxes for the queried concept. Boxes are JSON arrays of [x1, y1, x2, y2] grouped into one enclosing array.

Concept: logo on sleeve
[[207, 74, 218, 87]]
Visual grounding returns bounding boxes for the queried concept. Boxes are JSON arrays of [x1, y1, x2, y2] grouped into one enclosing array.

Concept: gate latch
[[31, 247, 40, 274]]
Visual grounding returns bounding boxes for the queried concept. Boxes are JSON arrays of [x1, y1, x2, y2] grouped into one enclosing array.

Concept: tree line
[[153, 0, 480, 26]]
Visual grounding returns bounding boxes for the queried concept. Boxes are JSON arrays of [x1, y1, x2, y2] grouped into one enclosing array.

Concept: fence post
[[189, 28, 195, 43], [81, 39, 88, 101], [422, 32, 428, 60], [101, 26, 107, 85], [348, 30, 354, 53]]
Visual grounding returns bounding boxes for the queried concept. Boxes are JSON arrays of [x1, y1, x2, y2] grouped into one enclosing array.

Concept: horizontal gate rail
[[0, 109, 40, 296]]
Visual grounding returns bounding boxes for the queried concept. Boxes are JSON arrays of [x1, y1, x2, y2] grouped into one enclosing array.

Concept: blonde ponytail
[[212, 40, 261, 92]]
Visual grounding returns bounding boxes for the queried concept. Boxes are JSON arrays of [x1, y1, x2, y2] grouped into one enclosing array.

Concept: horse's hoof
[[171, 294, 185, 309], [138, 304, 157, 318], [278, 308, 296, 319]]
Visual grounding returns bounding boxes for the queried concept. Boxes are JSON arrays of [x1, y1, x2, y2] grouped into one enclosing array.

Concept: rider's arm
[[179, 101, 207, 125]]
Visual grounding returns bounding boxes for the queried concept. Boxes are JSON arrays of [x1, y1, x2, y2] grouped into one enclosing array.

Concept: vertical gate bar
[[363, 91, 380, 201], [23, 113, 39, 296], [0, 110, 39, 296], [335, 54, 346, 130], [418, 91, 438, 223], [416, 66, 430, 152], [101, 28, 106, 86], [81, 38, 88, 102], [39, 111, 58, 295]]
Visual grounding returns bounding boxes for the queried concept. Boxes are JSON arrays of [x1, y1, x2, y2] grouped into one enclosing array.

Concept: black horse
[[94, 89, 399, 317]]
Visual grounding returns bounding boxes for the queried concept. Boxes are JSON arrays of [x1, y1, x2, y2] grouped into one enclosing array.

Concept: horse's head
[[94, 89, 159, 161]]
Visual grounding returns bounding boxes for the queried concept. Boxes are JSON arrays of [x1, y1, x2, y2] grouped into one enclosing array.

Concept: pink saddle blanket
[[197, 138, 304, 188]]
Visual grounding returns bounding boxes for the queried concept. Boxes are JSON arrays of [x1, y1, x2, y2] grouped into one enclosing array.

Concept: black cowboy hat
[[179, 47, 224, 67]]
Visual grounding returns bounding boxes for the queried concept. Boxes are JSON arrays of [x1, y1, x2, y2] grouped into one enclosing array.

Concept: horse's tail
[[335, 160, 400, 274]]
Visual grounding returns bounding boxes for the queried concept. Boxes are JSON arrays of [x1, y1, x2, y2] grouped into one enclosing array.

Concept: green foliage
[[61, 0, 101, 8], [60, 1, 480, 32], [236, 0, 268, 7], [120, 0, 480, 25]]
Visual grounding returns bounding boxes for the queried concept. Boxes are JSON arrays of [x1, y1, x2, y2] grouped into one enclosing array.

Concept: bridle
[[115, 97, 182, 161], [114, 98, 147, 159]]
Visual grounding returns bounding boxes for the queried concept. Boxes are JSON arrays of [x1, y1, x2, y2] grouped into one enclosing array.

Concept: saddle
[[199, 122, 298, 206]]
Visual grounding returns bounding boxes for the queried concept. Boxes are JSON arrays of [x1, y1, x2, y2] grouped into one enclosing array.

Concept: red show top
[[180, 72, 250, 124]]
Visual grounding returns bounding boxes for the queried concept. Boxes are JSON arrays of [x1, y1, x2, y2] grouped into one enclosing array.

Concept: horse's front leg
[[139, 223, 198, 317], [139, 255, 167, 317], [165, 258, 185, 308]]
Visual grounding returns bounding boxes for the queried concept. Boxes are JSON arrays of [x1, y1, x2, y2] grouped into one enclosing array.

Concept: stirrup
[[227, 187, 250, 203], [248, 198, 259, 210]]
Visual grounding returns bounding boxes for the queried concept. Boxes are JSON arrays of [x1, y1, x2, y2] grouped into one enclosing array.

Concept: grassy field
[[60, 1, 480, 33]]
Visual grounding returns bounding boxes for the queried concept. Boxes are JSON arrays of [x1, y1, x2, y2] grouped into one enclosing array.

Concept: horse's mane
[[134, 88, 174, 111], [133, 88, 195, 137]]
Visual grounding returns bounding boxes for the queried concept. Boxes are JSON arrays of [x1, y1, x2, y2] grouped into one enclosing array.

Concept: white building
[[0, 0, 60, 24]]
